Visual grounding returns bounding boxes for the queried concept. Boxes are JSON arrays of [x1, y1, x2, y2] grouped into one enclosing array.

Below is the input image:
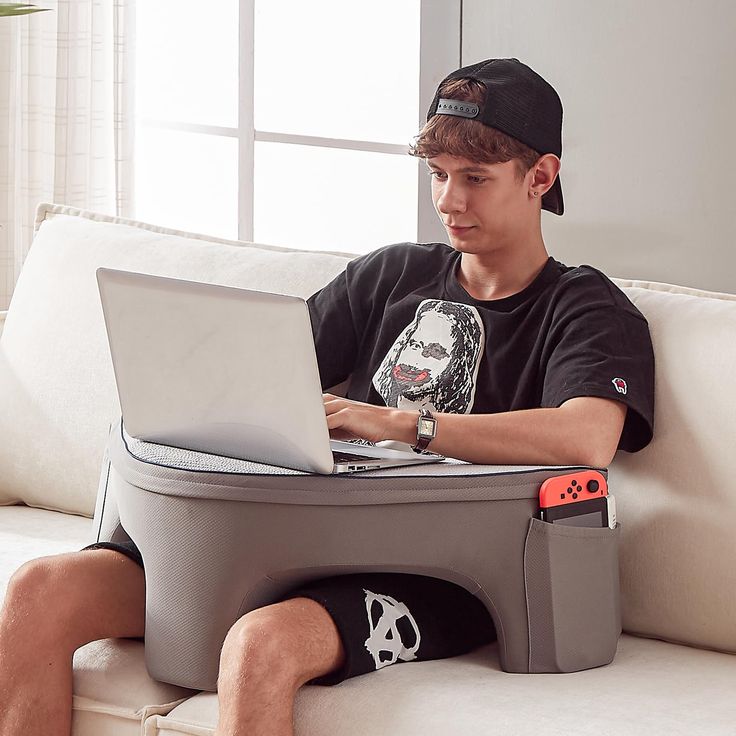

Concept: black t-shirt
[[308, 242, 655, 453]]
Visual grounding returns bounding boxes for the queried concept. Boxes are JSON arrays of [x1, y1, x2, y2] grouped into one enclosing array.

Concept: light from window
[[254, 0, 421, 144], [254, 141, 418, 253], [136, 0, 239, 128], [135, 127, 239, 240]]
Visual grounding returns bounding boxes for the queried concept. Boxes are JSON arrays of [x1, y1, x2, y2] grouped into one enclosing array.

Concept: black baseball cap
[[426, 58, 564, 216]]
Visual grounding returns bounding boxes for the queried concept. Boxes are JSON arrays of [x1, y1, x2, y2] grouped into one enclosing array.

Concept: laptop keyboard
[[332, 450, 379, 463]]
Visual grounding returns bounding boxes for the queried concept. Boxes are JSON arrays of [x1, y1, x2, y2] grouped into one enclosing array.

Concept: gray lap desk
[[93, 420, 622, 692]]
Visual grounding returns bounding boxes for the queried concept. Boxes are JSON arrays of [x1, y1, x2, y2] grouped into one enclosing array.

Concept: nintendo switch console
[[538, 471, 615, 528]]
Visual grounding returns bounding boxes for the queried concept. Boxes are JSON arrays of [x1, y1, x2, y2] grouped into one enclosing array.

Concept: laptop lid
[[97, 268, 338, 473]]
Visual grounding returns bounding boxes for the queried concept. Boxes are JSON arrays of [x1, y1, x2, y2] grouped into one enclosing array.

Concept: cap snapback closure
[[436, 98, 480, 119]]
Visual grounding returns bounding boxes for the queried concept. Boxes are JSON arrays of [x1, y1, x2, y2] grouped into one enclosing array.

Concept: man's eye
[[469, 176, 486, 184], [428, 171, 446, 180]]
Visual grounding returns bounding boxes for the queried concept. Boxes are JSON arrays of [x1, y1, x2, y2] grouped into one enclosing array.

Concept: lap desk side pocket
[[95, 419, 621, 691]]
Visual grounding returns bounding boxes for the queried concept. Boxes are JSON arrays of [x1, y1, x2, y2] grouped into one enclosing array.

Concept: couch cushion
[[145, 635, 736, 736], [0, 505, 197, 736], [72, 640, 196, 736], [0, 505, 94, 595], [611, 279, 736, 654], [0, 203, 353, 516]]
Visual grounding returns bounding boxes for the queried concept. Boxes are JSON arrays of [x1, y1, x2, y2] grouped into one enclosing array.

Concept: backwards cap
[[427, 58, 564, 215]]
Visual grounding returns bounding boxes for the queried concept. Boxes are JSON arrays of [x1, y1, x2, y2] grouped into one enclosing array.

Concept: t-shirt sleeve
[[307, 245, 394, 390], [541, 306, 655, 453], [307, 269, 360, 391], [307, 244, 411, 390]]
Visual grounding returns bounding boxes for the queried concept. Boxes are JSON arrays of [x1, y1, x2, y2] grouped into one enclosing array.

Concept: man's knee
[[218, 597, 345, 688], [6, 556, 60, 611], [3, 550, 145, 650], [219, 601, 307, 686], [3, 556, 75, 647]]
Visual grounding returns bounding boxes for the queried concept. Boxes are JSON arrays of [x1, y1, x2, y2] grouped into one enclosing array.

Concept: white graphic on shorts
[[363, 589, 421, 670], [612, 377, 628, 395], [372, 299, 485, 413]]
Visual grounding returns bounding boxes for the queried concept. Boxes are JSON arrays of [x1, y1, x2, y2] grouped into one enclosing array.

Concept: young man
[[0, 59, 654, 736]]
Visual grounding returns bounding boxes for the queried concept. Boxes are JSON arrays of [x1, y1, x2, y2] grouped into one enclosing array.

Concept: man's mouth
[[393, 364, 430, 384], [446, 224, 475, 237]]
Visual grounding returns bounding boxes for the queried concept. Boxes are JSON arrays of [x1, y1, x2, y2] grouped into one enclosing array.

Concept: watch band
[[413, 408, 437, 453]]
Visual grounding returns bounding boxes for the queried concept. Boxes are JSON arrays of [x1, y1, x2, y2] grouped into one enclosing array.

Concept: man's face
[[427, 153, 535, 254]]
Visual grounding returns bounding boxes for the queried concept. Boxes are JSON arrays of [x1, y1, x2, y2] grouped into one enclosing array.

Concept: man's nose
[[436, 179, 467, 214]]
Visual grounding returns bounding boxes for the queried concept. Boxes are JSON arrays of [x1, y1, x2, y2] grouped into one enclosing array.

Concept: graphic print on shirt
[[363, 589, 421, 670], [372, 299, 485, 413]]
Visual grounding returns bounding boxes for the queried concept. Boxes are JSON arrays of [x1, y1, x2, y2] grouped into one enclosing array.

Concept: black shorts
[[81, 540, 496, 686], [82, 539, 144, 569], [282, 571, 496, 685]]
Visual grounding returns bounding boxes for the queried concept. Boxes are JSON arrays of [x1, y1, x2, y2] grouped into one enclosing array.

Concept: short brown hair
[[409, 78, 541, 181]]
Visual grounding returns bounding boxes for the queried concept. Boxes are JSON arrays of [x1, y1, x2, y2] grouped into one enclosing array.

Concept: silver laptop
[[96, 268, 445, 474]]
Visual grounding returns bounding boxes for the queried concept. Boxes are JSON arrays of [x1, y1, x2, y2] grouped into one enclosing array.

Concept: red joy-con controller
[[539, 470, 608, 509]]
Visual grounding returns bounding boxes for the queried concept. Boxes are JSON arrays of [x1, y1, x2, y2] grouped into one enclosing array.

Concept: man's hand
[[322, 394, 415, 444]]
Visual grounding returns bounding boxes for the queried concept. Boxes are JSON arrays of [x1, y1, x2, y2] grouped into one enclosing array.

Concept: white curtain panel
[[0, 0, 135, 310]]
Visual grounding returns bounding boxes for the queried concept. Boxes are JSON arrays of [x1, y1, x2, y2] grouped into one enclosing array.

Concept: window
[[134, 0, 460, 251]]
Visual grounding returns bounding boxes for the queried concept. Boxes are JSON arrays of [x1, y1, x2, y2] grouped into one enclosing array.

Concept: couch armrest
[[0, 310, 7, 338]]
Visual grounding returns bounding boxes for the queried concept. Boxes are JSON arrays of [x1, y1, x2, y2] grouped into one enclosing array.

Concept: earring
[[532, 191, 539, 197]]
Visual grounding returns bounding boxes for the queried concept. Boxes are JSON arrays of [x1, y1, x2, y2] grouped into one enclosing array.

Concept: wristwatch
[[413, 408, 437, 453]]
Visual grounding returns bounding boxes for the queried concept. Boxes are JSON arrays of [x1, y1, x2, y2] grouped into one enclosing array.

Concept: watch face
[[418, 417, 436, 437]]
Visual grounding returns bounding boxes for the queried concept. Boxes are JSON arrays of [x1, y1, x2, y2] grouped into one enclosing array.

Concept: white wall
[[463, 0, 735, 292]]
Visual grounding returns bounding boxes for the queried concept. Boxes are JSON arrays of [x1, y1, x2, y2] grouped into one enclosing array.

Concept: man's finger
[[326, 409, 358, 441], [326, 408, 349, 429], [323, 398, 346, 415], [322, 393, 341, 408]]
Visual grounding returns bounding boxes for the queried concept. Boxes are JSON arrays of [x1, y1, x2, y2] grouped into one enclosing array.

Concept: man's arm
[[324, 395, 627, 467]]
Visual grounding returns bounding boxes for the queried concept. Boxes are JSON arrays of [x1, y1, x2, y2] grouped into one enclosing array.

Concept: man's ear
[[530, 154, 561, 197]]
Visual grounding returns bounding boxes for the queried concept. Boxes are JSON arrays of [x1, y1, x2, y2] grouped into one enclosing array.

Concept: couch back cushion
[[0, 203, 352, 516], [611, 277, 736, 655]]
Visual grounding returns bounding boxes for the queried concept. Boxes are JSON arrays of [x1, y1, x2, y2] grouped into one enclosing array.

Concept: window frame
[[136, 0, 461, 248]]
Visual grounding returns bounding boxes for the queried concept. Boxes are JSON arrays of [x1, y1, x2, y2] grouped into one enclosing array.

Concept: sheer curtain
[[0, 0, 135, 311]]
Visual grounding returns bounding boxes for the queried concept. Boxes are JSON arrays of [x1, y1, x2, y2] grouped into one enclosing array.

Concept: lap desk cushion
[[99, 420, 622, 691]]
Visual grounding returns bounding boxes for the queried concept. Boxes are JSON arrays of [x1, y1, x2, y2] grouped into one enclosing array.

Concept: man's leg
[[214, 572, 497, 735], [215, 597, 346, 736], [0, 549, 146, 736]]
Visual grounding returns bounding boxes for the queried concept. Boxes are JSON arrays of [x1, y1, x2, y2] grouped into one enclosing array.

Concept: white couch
[[1, 202, 734, 735]]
